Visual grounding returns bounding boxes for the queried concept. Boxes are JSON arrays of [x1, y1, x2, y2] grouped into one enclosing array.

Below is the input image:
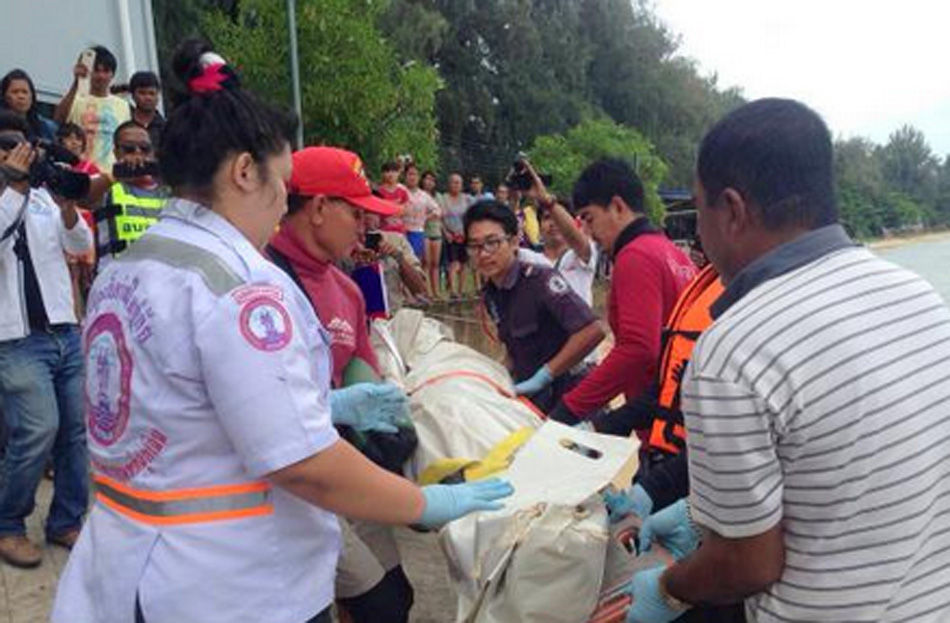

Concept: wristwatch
[[659, 569, 691, 612]]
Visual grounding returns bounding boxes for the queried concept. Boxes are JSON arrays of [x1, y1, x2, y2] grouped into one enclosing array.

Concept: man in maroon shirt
[[267, 146, 417, 623], [549, 159, 696, 444]]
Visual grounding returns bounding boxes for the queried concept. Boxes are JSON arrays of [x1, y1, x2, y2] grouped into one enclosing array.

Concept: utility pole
[[286, 0, 304, 149]]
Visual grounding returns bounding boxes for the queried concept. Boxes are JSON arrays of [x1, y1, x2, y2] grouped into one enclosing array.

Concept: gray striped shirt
[[684, 244, 950, 622]]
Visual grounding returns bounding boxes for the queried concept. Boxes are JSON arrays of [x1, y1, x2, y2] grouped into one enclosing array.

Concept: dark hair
[[697, 98, 837, 231], [114, 120, 147, 145], [57, 122, 86, 149], [405, 162, 419, 174], [286, 194, 311, 215], [159, 38, 296, 196], [464, 199, 518, 238], [0, 110, 29, 135], [572, 158, 644, 213], [92, 45, 118, 74], [381, 161, 400, 173], [129, 70, 160, 92], [421, 169, 436, 181], [0, 69, 45, 139]]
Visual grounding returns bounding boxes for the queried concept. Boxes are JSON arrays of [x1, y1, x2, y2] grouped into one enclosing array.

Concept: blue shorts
[[406, 231, 425, 260]]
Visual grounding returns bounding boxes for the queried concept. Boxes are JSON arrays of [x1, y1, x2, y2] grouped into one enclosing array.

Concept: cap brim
[[346, 194, 402, 216]]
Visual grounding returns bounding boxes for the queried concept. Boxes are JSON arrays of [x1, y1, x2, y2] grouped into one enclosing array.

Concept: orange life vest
[[647, 263, 724, 454]]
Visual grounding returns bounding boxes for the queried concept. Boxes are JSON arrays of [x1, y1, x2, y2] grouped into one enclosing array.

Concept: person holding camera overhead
[[94, 120, 166, 269], [0, 111, 93, 569]]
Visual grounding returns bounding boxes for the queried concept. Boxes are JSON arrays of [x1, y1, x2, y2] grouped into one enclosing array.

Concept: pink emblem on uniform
[[239, 296, 293, 351], [84, 313, 133, 447]]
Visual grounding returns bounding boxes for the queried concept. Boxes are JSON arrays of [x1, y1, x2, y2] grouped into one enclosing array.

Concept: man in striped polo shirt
[[627, 98, 950, 622]]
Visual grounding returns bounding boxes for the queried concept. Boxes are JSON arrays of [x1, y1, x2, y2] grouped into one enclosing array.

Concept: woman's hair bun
[[171, 38, 240, 96]]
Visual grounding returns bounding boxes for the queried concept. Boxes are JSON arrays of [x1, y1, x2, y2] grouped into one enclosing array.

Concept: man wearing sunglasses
[[464, 199, 605, 411], [94, 120, 166, 268]]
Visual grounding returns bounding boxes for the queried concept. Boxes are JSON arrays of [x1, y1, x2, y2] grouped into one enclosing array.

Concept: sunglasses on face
[[466, 235, 510, 256], [118, 142, 153, 155]]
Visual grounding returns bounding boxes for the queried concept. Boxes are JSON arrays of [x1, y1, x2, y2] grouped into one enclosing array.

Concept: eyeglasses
[[466, 235, 510, 256], [118, 142, 153, 155]]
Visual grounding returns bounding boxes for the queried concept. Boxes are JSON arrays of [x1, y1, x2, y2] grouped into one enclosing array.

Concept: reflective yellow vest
[[96, 182, 165, 259]]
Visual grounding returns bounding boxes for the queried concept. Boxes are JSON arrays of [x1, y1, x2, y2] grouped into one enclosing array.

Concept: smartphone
[[364, 231, 382, 252], [77, 49, 95, 97]]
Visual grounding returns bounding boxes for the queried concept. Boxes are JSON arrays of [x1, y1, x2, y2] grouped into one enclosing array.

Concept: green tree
[[879, 125, 940, 208], [527, 117, 668, 222], [199, 0, 442, 172]]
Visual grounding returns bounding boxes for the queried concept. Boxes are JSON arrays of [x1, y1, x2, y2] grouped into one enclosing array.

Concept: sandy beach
[[866, 229, 950, 251]]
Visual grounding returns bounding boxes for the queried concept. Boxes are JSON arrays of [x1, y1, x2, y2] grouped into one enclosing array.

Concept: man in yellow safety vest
[[94, 120, 166, 269]]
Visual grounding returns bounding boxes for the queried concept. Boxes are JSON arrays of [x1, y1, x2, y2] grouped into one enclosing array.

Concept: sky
[[651, 0, 950, 158]]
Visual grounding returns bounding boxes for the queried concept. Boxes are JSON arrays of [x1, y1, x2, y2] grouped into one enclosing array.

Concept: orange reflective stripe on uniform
[[93, 474, 273, 526]]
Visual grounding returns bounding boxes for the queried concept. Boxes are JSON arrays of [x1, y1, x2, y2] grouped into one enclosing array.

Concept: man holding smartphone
[[94, 121, 166, 269], [54, 46, 131, 171]]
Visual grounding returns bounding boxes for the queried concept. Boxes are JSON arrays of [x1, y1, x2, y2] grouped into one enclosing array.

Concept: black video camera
[[505, 152, 552, 192], [113, 160, 160, 180], [0, 136, 89, 200]]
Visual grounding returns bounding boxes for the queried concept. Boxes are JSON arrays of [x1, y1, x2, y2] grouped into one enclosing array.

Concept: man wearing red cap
[[267, 146, 416, 623]]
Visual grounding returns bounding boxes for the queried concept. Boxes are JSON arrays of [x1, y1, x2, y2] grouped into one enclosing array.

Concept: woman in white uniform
[[51, 39, 511, 623]]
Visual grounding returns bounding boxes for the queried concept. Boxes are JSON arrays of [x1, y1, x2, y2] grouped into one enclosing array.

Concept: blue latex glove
[[638, 498, 700, 561], [604, 483, 654, 523], [513, 364, 554, 395], [625, 565, 686, 623], [418, 479, 514, 528], [329, 382, 409, 434]]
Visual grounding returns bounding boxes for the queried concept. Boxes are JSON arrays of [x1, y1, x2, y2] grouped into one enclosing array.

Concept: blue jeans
[[0, 326, 89, 538]]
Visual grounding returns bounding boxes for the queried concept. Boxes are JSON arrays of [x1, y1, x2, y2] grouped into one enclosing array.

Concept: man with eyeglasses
[[464, 199, 605, 412], [94, 120, 166, 269]]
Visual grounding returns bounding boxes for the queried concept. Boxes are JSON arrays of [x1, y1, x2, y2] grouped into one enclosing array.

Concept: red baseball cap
[[289, 146, 401, 216]]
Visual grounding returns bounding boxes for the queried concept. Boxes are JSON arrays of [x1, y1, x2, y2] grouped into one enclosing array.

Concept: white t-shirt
[[518, 239, 597, 306]]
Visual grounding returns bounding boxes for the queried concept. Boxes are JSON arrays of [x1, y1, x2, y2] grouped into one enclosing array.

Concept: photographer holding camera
[[94, 120, 166, 269], [0, 111, 93, 569]]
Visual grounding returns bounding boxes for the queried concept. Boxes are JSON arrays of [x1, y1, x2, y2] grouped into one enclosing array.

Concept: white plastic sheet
[[371, 310, 542, 481]]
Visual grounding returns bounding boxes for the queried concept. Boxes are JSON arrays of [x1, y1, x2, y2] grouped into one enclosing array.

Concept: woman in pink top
[[402, 163, 434, 261]]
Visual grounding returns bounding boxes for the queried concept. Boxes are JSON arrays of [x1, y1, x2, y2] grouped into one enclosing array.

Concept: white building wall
[[0, 0, 159, 103]]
